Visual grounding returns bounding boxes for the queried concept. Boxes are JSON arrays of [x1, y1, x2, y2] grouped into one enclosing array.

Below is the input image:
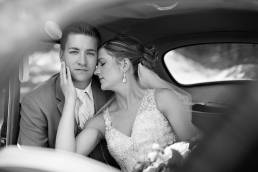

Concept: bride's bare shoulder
[[154, 88, 183, 110], [154, 88, 179, 100]]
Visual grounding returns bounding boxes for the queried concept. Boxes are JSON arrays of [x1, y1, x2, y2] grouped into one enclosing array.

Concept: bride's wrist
[[64, 98, 76, 106]]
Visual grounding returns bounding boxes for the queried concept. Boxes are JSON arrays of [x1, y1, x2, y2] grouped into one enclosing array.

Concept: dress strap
[[103, 108, 112, 129], [138, 89, 157, 113], [150, 89, 157, 106]]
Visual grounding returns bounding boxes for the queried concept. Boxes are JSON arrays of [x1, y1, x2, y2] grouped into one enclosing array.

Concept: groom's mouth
[[75, 68, 88, 72]]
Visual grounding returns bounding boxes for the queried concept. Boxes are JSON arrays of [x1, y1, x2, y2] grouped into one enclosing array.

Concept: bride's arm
[[55, 97, 77, 151], [55, 63, 105, 155], [55, 62, 77, 151], [56, 108, 105, 155], [76, 115, 105, 155], [155, 88, 200, 141]]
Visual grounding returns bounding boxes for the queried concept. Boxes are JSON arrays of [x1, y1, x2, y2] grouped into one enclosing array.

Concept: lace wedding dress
[[103, 89, 177, 172]]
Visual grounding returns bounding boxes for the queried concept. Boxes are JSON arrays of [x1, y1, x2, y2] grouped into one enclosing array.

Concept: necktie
[[75, 91, 94, 130]]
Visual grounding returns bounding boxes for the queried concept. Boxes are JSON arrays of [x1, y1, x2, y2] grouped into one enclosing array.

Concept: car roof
[[57, 0, 258, 47]]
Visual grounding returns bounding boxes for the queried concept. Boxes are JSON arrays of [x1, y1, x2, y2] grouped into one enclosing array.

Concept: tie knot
[[76, 88, 90, 99], [84, 91, 91, 100]]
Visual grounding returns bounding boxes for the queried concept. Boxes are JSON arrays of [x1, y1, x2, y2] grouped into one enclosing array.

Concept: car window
[[164, 43, 258, 85], [0, 89, 5, 139], [20, 45, 60, 99]]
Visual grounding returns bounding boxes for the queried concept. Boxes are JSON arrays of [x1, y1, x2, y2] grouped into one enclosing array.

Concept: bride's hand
[[60, 62, 76, 101]]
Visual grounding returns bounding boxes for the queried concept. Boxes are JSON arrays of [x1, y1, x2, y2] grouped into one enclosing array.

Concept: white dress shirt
[[75, 83, 95, 130]]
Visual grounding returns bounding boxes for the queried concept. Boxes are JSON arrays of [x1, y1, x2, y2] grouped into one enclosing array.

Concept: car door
[[156, 34, 258, 134]]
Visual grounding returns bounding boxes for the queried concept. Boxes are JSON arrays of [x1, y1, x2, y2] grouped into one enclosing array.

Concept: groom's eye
[[69, 51, 78, 54]]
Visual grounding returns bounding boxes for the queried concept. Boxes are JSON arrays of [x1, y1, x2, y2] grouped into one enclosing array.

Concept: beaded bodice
[[103, 89, 176, 172]]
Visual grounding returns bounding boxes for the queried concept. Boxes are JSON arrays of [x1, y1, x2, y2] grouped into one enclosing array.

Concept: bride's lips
[[99, 77, 104, 82]]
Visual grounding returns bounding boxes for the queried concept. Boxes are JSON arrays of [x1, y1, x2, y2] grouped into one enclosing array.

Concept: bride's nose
[[94, 65, 100, 75]]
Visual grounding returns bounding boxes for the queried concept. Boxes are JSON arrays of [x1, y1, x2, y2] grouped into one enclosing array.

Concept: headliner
[[57, 0, 258, 45]]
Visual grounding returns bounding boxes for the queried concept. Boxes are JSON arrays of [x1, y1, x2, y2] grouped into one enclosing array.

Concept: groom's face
[[61, 33, 98, 88]]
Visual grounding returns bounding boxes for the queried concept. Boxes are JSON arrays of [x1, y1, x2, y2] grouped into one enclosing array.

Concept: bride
[[56, 35, 199, 172]]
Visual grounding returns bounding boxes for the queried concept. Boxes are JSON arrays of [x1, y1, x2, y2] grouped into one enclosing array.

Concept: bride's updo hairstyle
[[101, 35, 158, 79]]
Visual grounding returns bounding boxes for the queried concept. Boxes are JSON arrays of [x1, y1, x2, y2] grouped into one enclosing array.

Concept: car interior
[[0, 0, 258, 171]]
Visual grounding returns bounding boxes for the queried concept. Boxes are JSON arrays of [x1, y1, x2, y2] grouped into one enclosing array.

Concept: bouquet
[[132, 142, 191, 172]]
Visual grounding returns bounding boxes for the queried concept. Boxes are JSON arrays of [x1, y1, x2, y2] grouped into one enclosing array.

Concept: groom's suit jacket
[[18, 74, 118, 167]]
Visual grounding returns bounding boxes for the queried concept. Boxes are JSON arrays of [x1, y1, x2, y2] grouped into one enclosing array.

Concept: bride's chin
[[100, 84, 107, 90]]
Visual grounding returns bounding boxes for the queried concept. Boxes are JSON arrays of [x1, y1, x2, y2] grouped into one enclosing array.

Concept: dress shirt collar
[[75, 82, 93, 100]]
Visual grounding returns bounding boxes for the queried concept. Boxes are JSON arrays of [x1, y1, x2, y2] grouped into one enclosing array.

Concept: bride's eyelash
[[98, 61, 105, 66]]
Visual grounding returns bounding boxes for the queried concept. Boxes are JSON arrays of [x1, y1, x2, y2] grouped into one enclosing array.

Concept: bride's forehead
[[98, 48, 115, 60], [97, 55, 113, 63]]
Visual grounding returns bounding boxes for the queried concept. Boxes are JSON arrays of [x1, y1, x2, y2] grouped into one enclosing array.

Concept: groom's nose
[[78, 52, 87, 66]]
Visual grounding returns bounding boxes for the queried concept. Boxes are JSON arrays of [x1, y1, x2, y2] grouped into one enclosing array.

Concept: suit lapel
[[92, 77, 102, 113], [91, 76, 113, 114], [55, 74, 65, 114]]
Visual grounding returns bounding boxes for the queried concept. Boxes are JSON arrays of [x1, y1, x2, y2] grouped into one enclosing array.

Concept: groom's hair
[[60, 22, 101, 50]]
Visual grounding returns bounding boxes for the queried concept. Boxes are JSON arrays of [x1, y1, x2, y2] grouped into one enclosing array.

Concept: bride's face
[[94, 48, 123, 90]]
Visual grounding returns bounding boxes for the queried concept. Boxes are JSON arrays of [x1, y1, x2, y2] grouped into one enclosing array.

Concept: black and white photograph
[[0, 0, 258, 172]]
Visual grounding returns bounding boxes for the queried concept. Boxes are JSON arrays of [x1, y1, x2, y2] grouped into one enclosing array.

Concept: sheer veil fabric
[[137, 63, 192, 105]]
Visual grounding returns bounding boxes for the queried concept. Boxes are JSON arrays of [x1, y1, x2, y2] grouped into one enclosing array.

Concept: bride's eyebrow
[[97, 58, 105, 62]]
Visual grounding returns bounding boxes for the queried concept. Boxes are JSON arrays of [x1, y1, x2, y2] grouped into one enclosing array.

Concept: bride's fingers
[[61, 62, 67, 84], [60, 62, 64, 85], [66, 66, 72, 84]]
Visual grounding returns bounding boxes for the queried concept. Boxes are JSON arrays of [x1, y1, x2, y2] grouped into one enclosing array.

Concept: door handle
[[192, 102, 229, 113]]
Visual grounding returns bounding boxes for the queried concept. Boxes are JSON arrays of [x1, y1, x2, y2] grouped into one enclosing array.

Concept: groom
[[18, 22, 117, 167]]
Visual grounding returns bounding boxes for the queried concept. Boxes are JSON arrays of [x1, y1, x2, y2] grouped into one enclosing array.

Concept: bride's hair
[[101, 34, 158, 78]]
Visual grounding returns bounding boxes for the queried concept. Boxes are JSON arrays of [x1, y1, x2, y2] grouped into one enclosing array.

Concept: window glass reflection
[[20, 46, 60, 99], [164, 44, 258, 85]]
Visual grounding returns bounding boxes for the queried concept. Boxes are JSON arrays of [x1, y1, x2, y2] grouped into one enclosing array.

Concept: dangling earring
[[122, 71, 127, 83]]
